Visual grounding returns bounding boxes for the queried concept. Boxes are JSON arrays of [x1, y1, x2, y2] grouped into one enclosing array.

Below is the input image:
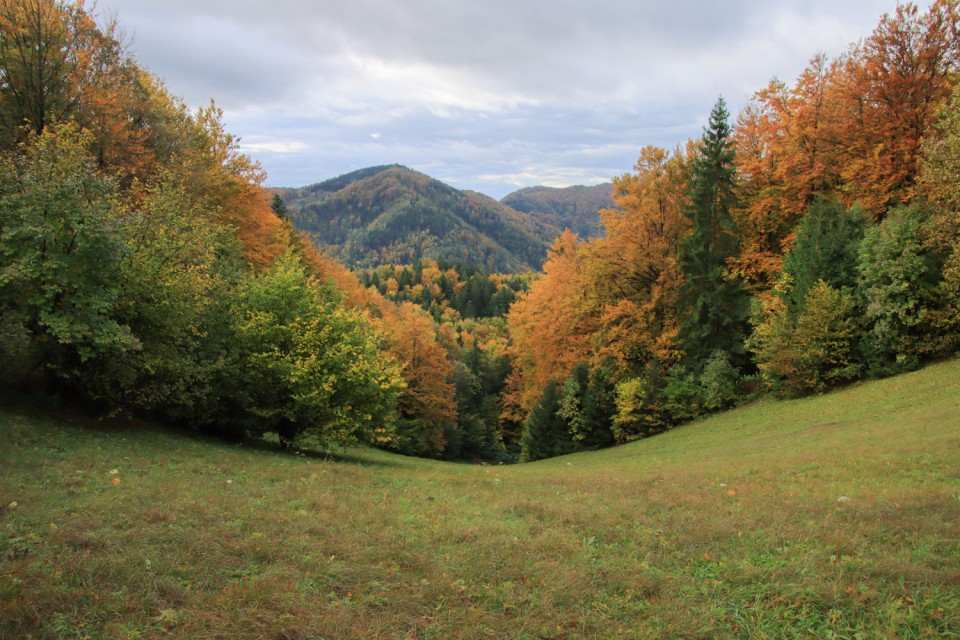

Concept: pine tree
[[270, 193, 287, 219], [677, 97, 750, 371], [520, 381, 572, 462], [780, 198, 867, 318]]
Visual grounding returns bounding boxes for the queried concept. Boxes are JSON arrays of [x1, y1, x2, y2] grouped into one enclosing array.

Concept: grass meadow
[[2, 358, 959, 639]]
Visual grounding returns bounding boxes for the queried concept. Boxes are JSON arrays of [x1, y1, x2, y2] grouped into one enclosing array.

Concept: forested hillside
[[0, 0, 503, 462], [501, 183, 613, 239], [280, 165, 556, 272], [503, 1, 960, 461], [0, 0, 958, 467]]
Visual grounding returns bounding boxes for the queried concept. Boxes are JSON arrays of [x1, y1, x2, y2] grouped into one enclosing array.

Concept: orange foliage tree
[[382, 302, 457, 457], [585, 144, 692, 375], [733, 1, 960, 286], [502, 230, 594, 424]]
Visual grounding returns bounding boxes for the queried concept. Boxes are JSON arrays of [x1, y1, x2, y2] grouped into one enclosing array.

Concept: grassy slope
[[1, 360, 959, 639]]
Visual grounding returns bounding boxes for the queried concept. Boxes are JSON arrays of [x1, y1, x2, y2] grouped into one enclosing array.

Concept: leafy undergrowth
[[2, 360, 959, 639]]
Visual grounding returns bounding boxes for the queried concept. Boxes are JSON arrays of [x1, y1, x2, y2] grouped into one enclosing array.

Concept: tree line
[[0, 0, 510, 460], [2, 0, 958, 464], [504, 1, 960, 461]]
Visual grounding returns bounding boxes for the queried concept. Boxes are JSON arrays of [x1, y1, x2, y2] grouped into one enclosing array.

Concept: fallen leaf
[[111, 478, 121, 486]]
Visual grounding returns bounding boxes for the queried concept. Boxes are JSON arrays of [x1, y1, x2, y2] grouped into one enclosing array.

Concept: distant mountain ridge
[[278, 165, 611, 272], [501, 183, 612, 239]]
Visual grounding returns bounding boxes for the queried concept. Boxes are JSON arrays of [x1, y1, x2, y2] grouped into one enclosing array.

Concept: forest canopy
[[1, 0, 958, 462]]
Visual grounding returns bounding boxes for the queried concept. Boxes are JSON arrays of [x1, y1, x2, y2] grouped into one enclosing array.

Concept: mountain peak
[[281, 167, 558, 272]]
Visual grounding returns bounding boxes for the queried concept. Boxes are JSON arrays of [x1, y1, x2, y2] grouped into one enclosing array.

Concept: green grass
[[2, 359, 960, 639]]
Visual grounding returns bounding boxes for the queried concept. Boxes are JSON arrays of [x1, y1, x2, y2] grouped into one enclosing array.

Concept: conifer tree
[[520, 381, 572, 462], [780, 198, 867, 317], [677, 97, 750, 371], [270, 193, 287, 219]]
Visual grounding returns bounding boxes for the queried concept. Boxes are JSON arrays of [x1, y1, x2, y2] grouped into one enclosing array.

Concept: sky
[[99, 0, 930, 199]]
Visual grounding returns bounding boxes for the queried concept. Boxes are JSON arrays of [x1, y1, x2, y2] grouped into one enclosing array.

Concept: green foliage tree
[[86, 180, 241, 420], [0, 124, 135, 386], [793, 281, 861, 391], [228, 252, 403, 449], [677, 97, 751, 371], [660, 365, 702, 423], [558, 363, 615, 450], [699, 350, 740, 411], [270, 193, 288, 219], [919, 81, 960, 354], [858, 206, 945, 375], [611, 365, 676, 443], [750, 198, 868, 395], [752, 280, 862, 396], [454, 339, 507, 460]]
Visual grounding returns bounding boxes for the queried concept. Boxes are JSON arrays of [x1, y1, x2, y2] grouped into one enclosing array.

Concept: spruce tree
[[270, 193, 287, 219], [677, 97, 750, 371], [780, 198, 867, 318], [520, 381, 572, 462]]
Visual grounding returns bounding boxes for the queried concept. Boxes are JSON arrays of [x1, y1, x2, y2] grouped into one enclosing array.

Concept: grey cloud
[[101, 0, 926, 196]]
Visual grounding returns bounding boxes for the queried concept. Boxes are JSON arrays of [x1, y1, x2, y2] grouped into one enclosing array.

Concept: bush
[[700, 350, 740, 411], [752, 281, 861, 396]]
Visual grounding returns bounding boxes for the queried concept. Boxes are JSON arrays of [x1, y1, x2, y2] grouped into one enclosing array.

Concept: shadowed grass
[[2, 358, 959, 638]]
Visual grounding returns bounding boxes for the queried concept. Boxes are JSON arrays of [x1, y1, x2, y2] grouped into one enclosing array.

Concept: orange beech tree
[[585, 144, 693, 376], [733, 1, 960, 287], [832, 0, 960, 215], [501, 230, 594, 427]]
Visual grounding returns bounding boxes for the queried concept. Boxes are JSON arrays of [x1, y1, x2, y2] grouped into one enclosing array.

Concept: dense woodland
[[500, 183, 613, 240], [279, 166, 555, 273], [1, 0, 959, 463]]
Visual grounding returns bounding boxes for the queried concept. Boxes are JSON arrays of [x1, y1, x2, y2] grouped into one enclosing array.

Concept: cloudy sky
[[100, 0, 929, 199]]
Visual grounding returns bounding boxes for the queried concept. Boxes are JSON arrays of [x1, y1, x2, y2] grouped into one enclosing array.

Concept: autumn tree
[[591, 144, 693, 301], [386, 302, 458, 457], [502, 230, 593, 422], [731, 60, 843, 287], [578, 145, 692, 380], [833, 1, 960, 215], [0, 0, 79, 143], [676, 97, 750, 371], [228, 252, 402, 449], [0, 124, 134, 386]]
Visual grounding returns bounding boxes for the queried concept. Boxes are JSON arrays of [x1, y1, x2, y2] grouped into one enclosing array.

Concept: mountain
[[279, 165, 558, 273], [500, 183, 613, 239]]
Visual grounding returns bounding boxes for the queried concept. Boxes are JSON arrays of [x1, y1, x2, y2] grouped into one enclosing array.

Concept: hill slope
[[2, 359, 958, 638], [279, 165, 557, 272], [501, 183, 613, 239]]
